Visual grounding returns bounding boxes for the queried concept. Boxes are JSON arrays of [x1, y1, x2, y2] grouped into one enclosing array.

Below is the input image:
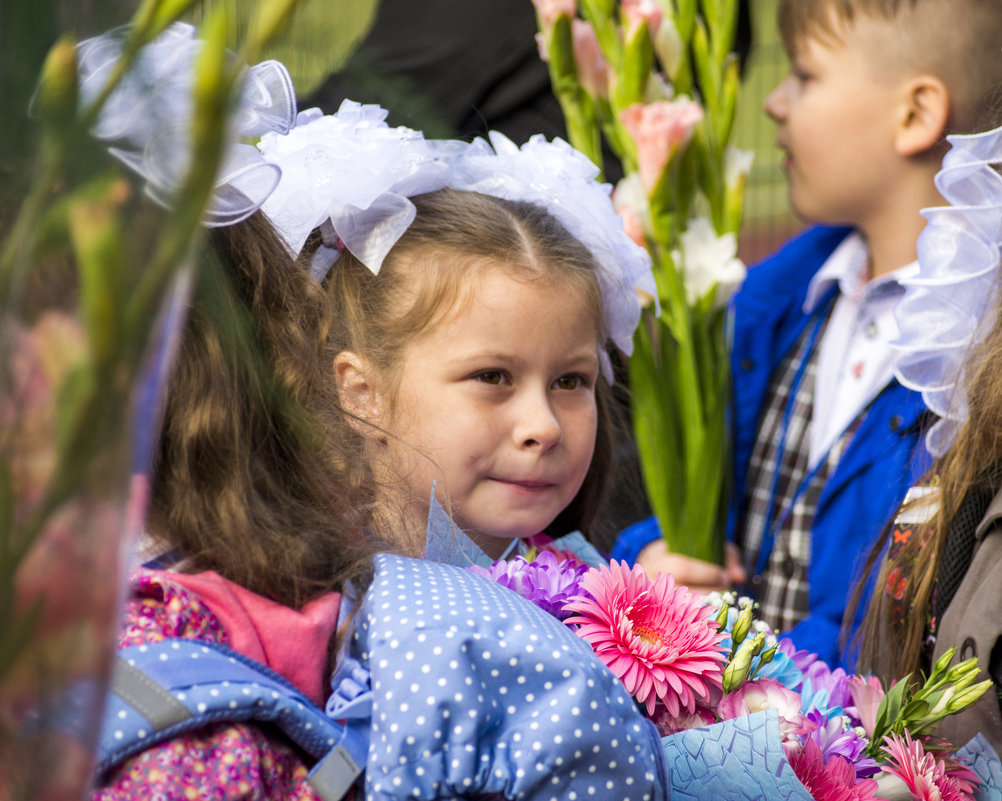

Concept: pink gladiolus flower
[[621, 0, 663, 39], [619, 205, 646, 249], [613, 172, 649, 249], [572, 19, 609, 99], [718, 678, 816, 740], [531, 0, 577, 31], [787, 739, 881, 801], [620, 99, 704, 194], [847, 675, 885, 737], [880, 732, 980, 801], [564, 561, 728, 717]]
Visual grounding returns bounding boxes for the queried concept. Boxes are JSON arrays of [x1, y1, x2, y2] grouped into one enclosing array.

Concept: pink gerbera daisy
[[880, 732, 980, 801], [563, 560, 728, 717], [787, 738, 880, 801]]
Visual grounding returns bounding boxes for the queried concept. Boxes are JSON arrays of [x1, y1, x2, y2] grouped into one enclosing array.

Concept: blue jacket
[[613, 225, 932, 668]]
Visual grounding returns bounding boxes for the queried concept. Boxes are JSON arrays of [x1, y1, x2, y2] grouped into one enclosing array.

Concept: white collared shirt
[[803, 233, 917, 467]]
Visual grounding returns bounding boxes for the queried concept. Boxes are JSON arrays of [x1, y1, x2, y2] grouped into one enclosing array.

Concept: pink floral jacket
[[92, 569, 348, 801]]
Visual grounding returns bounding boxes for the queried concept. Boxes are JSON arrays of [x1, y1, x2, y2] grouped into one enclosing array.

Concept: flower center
[[631, 623, 667, 647]]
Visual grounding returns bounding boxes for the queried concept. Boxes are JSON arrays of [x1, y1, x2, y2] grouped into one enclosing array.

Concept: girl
[[852, 119, 1002, 752], [256, 105, 655, 565], [90, 26, 666, 801]]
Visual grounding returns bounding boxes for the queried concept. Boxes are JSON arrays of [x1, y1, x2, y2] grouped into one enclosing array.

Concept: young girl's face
[[380, 265, 600, 558]]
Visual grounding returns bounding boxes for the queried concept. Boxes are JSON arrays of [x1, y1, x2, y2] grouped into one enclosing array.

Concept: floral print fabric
[[92, 569, 333, 801]]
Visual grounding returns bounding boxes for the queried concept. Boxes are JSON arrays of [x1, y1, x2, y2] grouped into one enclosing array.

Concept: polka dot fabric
[[353, 554, 667, 800]]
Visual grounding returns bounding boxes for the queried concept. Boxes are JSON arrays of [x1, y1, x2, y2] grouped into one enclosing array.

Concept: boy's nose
[[764, 78, 790, 121]]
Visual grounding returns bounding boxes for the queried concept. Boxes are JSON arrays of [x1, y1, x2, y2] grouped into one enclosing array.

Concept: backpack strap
[[99, 638, 370, 801]]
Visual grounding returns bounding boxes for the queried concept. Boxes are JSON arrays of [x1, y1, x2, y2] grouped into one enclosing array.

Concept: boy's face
[[764, 16, 903, 227]]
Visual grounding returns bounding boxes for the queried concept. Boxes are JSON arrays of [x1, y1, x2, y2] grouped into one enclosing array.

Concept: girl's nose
[[514, 392, 562, 452]]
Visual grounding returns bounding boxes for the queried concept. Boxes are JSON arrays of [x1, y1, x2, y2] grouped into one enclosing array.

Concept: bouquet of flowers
[[472, 552, 1001, 800], [531, 0, 751, 563]]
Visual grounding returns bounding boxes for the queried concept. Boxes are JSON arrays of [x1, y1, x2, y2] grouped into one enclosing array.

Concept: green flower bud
[[731, 604, 753, 646], [948, 680, 993, 714], [930, 646, 957, 679], [36, 36, 79, 127], [722, 637, 755, 693], [944, 657, 979, 685]]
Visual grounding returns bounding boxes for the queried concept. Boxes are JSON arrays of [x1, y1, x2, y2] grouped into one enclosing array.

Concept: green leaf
[[615, 21, 655, 108], [245, 0, 306, 58], [147, 0, 203, 39], [579, 0, 622, 65], [872, 675, 910, 744], [692, 20, 717, 114]]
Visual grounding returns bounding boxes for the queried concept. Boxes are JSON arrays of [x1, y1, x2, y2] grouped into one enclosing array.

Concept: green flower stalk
[[533, 0, 750, 564], [1, 4, 305, 797]]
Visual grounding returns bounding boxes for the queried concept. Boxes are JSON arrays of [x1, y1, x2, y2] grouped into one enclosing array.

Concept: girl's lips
[[492, 477, 557, 490]]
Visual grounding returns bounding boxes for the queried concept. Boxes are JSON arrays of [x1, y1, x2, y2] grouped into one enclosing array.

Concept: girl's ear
[[895, 74, 950, 157], [334, 350, 387, 438]]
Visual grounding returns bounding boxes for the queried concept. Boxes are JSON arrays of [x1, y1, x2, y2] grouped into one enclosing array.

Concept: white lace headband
[[74, 22, 297, 227], [891, 122, 1002, 457], [256, 100, 656, 380]]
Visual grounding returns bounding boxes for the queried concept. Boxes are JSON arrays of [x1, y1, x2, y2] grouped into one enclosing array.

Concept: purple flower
[[803, 709, 880, 780], [469, 551, 589, 619], [801, 666, 854, 719], [777, 637, 822, 692]]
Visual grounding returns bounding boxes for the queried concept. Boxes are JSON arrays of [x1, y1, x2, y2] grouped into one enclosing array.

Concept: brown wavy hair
[[146, 211, 389, 609], [853, 309, 1002, 679], [324, 188, 624, 547]]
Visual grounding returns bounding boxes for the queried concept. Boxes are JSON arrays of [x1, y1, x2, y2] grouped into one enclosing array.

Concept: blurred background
[[1, 0, 798, 266]]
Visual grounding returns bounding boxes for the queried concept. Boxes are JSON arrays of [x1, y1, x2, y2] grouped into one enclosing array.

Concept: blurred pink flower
[[650, 702, 716, 736], [572, 19, 609, 99], [613, 173, 649, 249], [531, 0, 577, 32], [564, 560, 728, 717], [620, 99, 703, 194], [622, 0, 663, 39], [787, 738, 881, 801], [880, 731, 980, 801], [847, 675, 885, 737], [718, 678, 816, 740]]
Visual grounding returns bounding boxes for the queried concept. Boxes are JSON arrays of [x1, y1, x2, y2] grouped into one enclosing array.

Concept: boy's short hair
[[778, 0, 1002, 132]]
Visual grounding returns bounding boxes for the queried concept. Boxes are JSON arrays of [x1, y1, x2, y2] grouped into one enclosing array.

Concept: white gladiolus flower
[[724, 147, 754, 191], [677, 217, 746, 307]]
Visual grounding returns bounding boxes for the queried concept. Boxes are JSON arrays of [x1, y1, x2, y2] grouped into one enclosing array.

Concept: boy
[[613, 0, 1002, 667]]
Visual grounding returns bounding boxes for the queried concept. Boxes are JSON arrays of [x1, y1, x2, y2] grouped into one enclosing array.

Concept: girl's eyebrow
[[447, 349, 600, 368], [446, 351, 520, 365]]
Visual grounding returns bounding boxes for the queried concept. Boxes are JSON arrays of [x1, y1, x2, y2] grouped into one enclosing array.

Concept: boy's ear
[[895, 74, 950, 157], [334, 350, 387, 439]]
